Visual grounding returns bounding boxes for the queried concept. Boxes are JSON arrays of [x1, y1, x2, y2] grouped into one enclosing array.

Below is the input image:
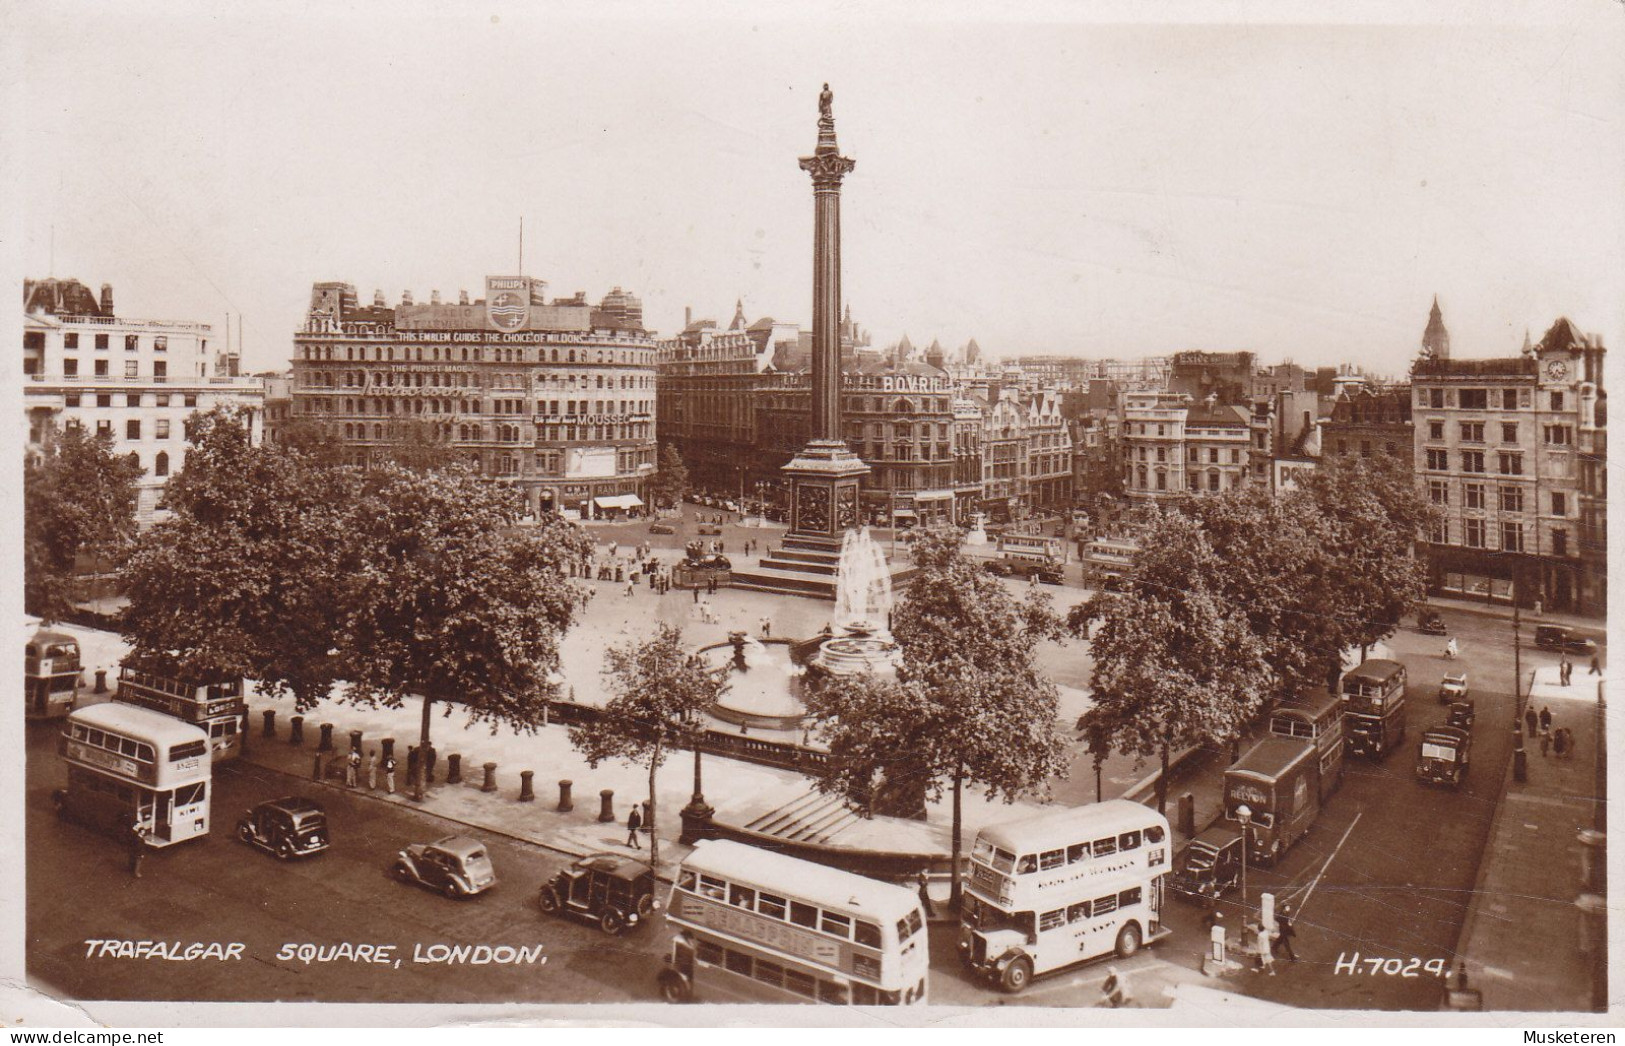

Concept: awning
[[593, 494, 643, 509], [892, 509, 917, 518], [914, 489, 954, 501]]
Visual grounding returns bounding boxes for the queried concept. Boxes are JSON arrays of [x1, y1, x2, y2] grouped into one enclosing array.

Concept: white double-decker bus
[[55, 703, 212, 847], [115, 666, 246, 763], [959, 800, 1172, 993], [659, 839, 929, 1006]]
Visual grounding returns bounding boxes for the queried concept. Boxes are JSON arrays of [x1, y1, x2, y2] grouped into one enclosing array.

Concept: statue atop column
[[819, 83, 833, 120]]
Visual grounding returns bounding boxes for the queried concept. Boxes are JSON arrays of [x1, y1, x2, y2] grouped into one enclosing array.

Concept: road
[[26, 722, 669, 1003]]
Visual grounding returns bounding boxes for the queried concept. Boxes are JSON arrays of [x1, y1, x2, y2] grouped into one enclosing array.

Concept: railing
[[543, 697, 829, 775], [57, 315, 212, 332]]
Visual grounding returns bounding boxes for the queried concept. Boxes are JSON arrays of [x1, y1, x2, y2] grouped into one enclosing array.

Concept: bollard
[[557, 780, 574, 812], [641, 799, 652, 830], [312, 753, 323, 781], [1177, 793, 1196, 838], [1513, 748, 1528, 784], [446, 753, 462, 785], [318, 722, 334, 752], [381, 737, 395, 763], [1577, 893, 1606, 954], [598, 789, 616, 823], [424, 744, 438, 785], [519, 771, 535, 802], [262, 710, 277, 738], [349, 729, 364, 754], [1578, 830, 1606, 891], [94, 669, 108, 694], [289, 715, 305, 746], [481, 762, 498, 793]]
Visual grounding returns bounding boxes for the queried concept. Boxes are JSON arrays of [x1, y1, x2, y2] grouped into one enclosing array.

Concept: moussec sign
[[485, 276, 531, 331]]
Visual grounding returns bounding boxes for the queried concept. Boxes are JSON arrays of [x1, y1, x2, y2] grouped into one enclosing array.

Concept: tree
[[121, 406, 359, 709], [569, 624, 731, 872], [1071, 508, 1273, 813], [274, 417, 349, 469], [25, 423, 144, 622], [373, 417, 462, 473], [808, 527, 1070, 908], [649, 443, 690, 509], [339, 462, 594, 764]]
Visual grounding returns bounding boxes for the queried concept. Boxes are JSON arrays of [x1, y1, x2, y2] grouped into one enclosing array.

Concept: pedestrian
[[1253, 921, 1275, 975], [1590, 655, 1602, 676], [1445, 637, 1458, 660], [707, 576, 717, 596], [1525, 707, 1538, 738], [1539, 705, 1553, 734], [1444, 961, 1470, 993], [626, 804, 643, 849], [915, 871, 936, 917], [366, 750, 378, 790], [761, 616, 772, 638], [127, 819, 149, 878], [1273, 904, 1298, 962], [1533, 599, 1544, 618], [693, 585, 700, 604], [1561, 657, 1572, 685], [1552, 727, 1570, 759], [383, 753, 397, 794], [1540, 729, 1552, 758], [345, 747, 360, 788], [625, 576, 635, 597]]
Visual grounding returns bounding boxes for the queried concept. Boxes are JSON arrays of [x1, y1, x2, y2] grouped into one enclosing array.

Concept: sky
[[5, 0, 1623, 380]]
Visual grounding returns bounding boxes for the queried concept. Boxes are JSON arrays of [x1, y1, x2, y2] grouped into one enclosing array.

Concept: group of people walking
[[1526, 704, 1576, 759]]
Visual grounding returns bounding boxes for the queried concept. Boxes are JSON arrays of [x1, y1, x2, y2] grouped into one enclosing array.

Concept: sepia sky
[[6, 0, 1623, 378]]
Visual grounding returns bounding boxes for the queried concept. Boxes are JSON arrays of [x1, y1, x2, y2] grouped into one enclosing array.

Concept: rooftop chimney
[[99, 283, 114, 315], [685, 306, 693, 327], [401, 290, 414, 306], [431, 290, 442, 305], [459, 289, 469, 305], [374, 289, 386, 307]]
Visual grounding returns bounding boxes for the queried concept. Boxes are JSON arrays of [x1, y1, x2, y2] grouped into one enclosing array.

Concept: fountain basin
[[703, 638, 811, 731]]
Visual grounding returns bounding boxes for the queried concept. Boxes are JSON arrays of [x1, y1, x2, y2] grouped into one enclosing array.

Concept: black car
[[1534, 625, 1598, 655], [538, 852, 656, 935], [1170, 825, 1244, 901], [1418, 609, 1447, 635], [237, 797, 330, 859], [982, 560, 1018, 578], [1447, 700, 1475, 731]]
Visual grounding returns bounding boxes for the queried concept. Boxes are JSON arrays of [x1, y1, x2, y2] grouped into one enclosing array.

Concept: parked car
[[648, 522, 677, 535], [394, 835, 497, 898], [982, 559, 1018, 578], [1416, 726, 1472, 789], [697, 524, 723, 536], [1170, 825, 1244, 901], [537, 852, 657, 935], [1025, 563, 1065, 585], [1438, 673, 1469, 704], [1534, 625, 1598, 655], [1418, 609, 1447, 635], [1446, 700, 1476, 731], [236, 797, 330, 860]]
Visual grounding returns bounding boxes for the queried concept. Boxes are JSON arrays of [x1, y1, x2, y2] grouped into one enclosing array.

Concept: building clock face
[[1545, 359, 1569, 382]]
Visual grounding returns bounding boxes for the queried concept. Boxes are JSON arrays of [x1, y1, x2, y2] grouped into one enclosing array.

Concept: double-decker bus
[[1268, 689, 1345, 802], [1340, 658, 1408, 760], [55, 702, 211, 847], [659, 839, 929, 1006], [959, 800, 1172, 993], [25, 628, 82, 720], [115, 666, 246, 763]]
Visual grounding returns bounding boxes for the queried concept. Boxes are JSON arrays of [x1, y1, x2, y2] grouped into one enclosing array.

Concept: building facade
[[1410, 318, 1606, 614], [1121, 390, 1252, 503], [1323, 383, 1414, 463], [290, 276, 657, 518], [23, 278, 264, 525]]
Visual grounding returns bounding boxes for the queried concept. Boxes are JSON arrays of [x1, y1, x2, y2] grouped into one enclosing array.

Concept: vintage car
[[1438, 673, 1469, 704], [1446, 700, 1475, 731], [394, 835, 497, 898], [1534, 625, 1598, 655], [537, 852, 657, 935], [1416, 726, 1472, 789], [1417, 609, 1447, 635], [1170, 825, 1244, 901], [696, 524, 723, 536], [982, 559, 1019, 578], [648, 522, 677, 535], [236, 796, 330, 860]]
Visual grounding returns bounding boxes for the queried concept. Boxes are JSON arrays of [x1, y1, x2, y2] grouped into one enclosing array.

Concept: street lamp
[[1236, 804, 1252, 912]]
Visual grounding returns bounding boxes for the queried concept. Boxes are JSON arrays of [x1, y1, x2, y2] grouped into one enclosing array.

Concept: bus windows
[[817, 980, 849, 1005], [852, 983, 877, 1005], [1119, 886, 1142, 908], [1092, 836, 1118, 857], [895, 910, 923, 941], [729, 884, 755, 909], [820, 911, 851, 939], [1066, 842, 1090, 863], [1039, 909, 1066, 932], [677, 869, 697, 891], [784, 969, 817, 999], [754, 959, 784, 989], [174, 782, 206, 806], [1119, 830, 1141, 851], [698, 874, 726, 900], [725, 950, 752, 976], [758, 892, 788, 920], [1039, 849, 1065, 871], [169, 740, 206, 762], [855, 921, 882, 948], [1067, 900, 1091, 923], [1016, 854, 1038, 874], [1094, 894, 1118, 916], [790, 900, 818, 928], [989, 847, 1016, 873], [696, 940, 723, 965]]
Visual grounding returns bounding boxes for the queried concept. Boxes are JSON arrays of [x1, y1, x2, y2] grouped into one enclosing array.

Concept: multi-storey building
[[1322, 383, 1413, 463], [23, 278, 264, 524], [1410, 317, 1605, 614], [1121, 390, 1251, 503], [1168, 350, 1256, 405], [290, 275, 657, 518], [260, 371, 294, 444], [1024, 391, 1074, 511]]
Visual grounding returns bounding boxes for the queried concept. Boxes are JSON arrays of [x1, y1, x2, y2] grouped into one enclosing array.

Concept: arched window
[[154, 451, 169, 477], [373, 424, 383, 440]]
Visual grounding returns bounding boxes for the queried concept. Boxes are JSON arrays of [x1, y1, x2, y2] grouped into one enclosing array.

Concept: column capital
[[800, 152, 856, 189]]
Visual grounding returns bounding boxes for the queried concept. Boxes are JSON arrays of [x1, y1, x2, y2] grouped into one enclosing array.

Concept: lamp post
[[1236, 804, 1252, 912]]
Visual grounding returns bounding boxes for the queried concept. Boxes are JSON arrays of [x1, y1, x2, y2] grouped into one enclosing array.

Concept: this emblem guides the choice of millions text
[[486, 276, 530, 331]]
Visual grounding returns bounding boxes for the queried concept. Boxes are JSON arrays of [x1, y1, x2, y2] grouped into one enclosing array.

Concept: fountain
[[707, 528, 903, 730], [964, 511, 990, 546]]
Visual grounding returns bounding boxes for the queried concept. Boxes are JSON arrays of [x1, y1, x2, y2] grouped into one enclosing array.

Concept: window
[[1465, 483, 1485, 510], [95, 333, 109, 350], [126, 393, 142, 407], [724, 949, 752, 976], [1155, 447, 1165, 463], [64, 393, 80, 407], [63, 358, 79, 377], [1543, 425, 1572, 446], [1426, 421, 1444, 441], [184, 394, 197, 407], [1230, 449, 1241, 464], [64, 333, 79, 349], [1066, 842, 1090, 863], [153, 360, 167, 380], [1119, 830, 1142, 851], [1067, 901, 1091, 923], [1426, 449, 1449, 471], [1461, 451, 1485, 473], [1430, 388, 1445, 408], [1093, 893, 1119, 916], [1459, 389, 1488, 410], [1039, 909, 1067, 932], [1500, 522, 1523, 552], [1498, 452, 1523, 476], [1464, 518, 1485, 548], [1503, 389, 1519, 410], [153, 336, 167, 352], [154, 451, 169, 477], [854, 921, 882, 948], [1039, 849, 1065, 871], [1502, 423, 1518, 443], [126, 419, 141, 440], [123, 360, 139, 378], [1459, 422, 1484, 443], [1429, 519, 1448, 544], [94, 359, 109, 377], [1428, 480, 1448, 505], [156, 393, 169, 406], [96, 393, 111, 408], [783, 970, 816, 999], [728, 884, 755, 909], [1553, 529, 1568, 556], [1551, 492, 1567, 516], [789, 901, 818, 928], [125, 334, 139, 352], [753, 959, 783, 988], [1500, 486, 1523, 513], [1092, 836, 1118, 858], [695, 940, 723, 965], [156, 419, 170, 439], [757, 893, 787, 920], [1208, 447, 1219, 464], [1360, 440, 1372, 458], [1551, 391, 1565, 411]]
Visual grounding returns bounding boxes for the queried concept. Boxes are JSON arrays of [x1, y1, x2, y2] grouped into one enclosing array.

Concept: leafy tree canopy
[[25, 423, 144, 622]]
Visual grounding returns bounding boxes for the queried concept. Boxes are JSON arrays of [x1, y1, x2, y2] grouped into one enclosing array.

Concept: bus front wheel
[[1000, 955, 1033, 994], [658, 970, 693, 1003], [1115, 922, 1143, 959]]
